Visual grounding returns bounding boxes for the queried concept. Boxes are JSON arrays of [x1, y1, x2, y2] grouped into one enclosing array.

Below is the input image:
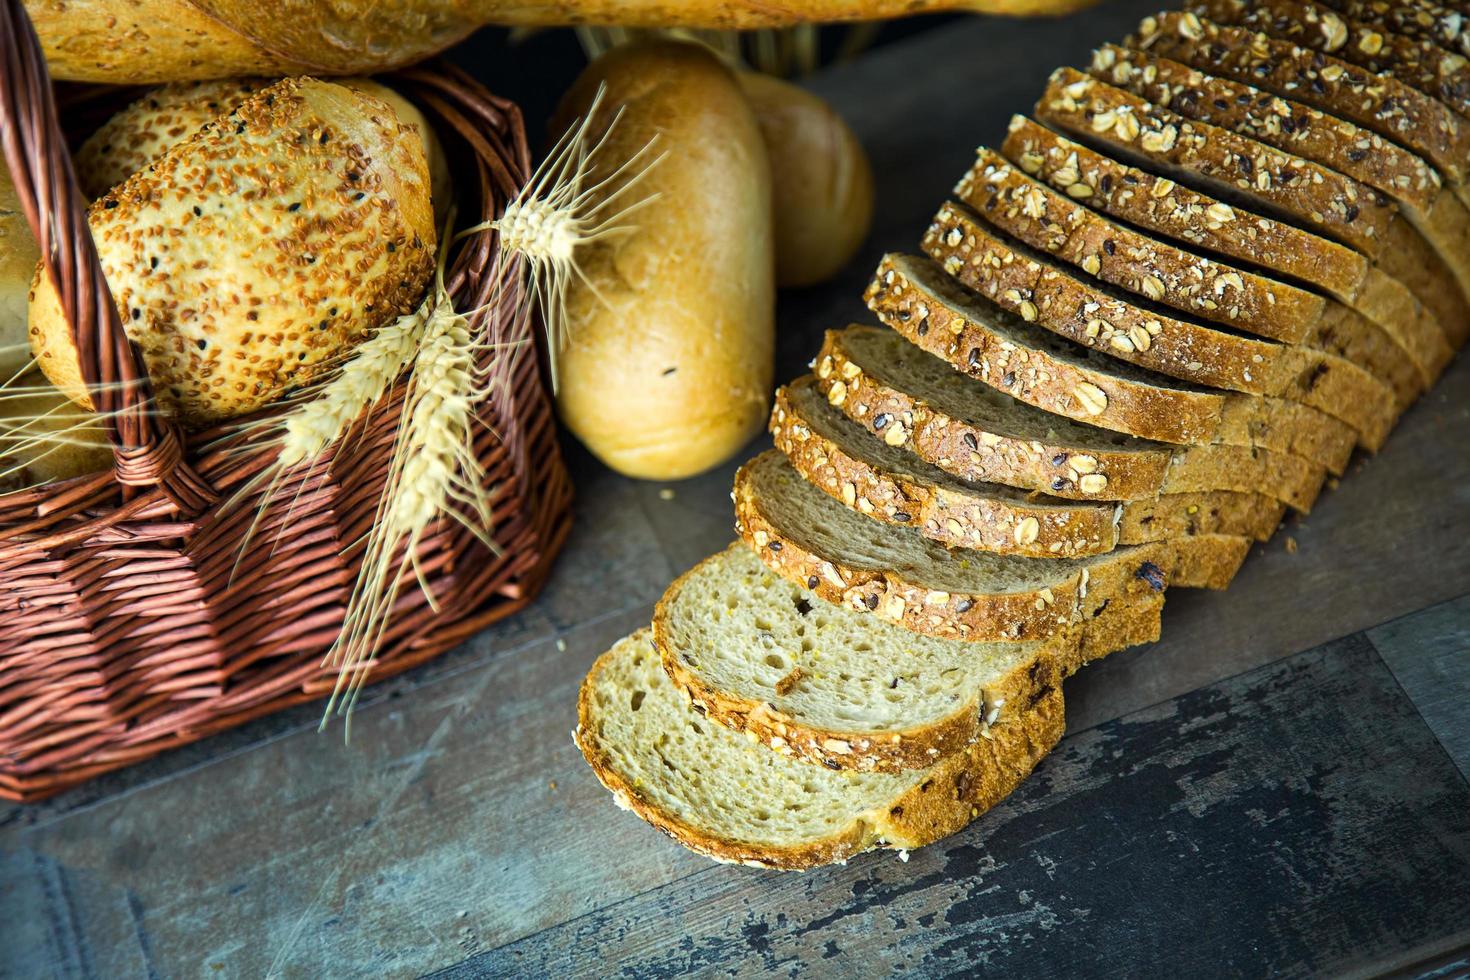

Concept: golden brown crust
[[955, 151, 1422, 407], [27, 78, 435, 427], [1117, 490, 1284, 543], [866, 253, 1225, 445], [1166, 533, 1252, 589], [815, 327, 1326, 509], [771, 379, 1122, 558], [733, 453, 1168, 644], [922, 202, 1397, 448], [1133, 12, 1470, 189], [576, 628, 1067, 871], [654, 576, 1159, 773]]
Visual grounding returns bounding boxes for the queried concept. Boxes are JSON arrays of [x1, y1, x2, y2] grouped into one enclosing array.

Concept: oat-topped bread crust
[[1093, 42, 1470, 340], [1318, 0, 1470, 59], [1192, 0, 1470, 120], [733, 451, 1170, 642], [576, 629, 1065, 870], [954, 152, 1422, 406], [922, 202, 1397, 448], [653, 544, 1160, 773], [815, 325, 1327, 510], [771, 374, 1282, 563], [1000, 116, 1453, 382], [866, 253, 1356, 471], [1132, 13, 1470, 192], [1034, 69, 1467, 354]]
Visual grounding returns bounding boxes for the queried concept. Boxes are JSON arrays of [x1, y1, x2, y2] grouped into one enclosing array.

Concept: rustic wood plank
[[1368, 596, 1470, 781], [444, 634, 1470, 978]]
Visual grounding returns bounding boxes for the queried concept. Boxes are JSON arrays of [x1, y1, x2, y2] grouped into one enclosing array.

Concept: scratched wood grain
[[442, 636, 1470, 979], [1, 6, 1468, 979], [1368, 596, 1470, 782]]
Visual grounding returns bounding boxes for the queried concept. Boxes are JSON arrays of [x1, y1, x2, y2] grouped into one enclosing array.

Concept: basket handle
[[0, 0, 214, 512]]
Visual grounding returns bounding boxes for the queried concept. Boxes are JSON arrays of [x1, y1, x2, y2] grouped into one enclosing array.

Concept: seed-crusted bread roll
[[28, 77, 436, 427], [551, 42, 775, 480]]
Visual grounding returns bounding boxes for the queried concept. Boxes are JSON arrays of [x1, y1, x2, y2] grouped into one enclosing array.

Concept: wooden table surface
[[4, 5, 1469, 978]]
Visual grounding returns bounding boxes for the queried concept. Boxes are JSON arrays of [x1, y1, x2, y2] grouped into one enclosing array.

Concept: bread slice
[[814, 325, 1326, 511], [922, 201, 1397, 449], [1132, 13, 1470, 197], [653, 543, 1161, 773], [954, 150, 1422, 407], [771, 374, 1283, 563], [1000, 116, 1453, 383], [1317, 0, 1470, 60], [1092, 42, 1470, 344], [1192, 0, 1470, 121], [1035, 68, 1469, 351], [733, 450, 1169, 642], [575, 628, 1064, 870]]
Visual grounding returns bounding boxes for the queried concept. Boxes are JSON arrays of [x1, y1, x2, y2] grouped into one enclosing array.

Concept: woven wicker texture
[[0, 0, 573, 801]]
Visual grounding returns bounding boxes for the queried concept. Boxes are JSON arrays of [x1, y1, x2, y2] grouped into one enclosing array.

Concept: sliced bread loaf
[[1092, 42, 1470, 336], [954, 150, 1423, 407], [733, 450, 1168, 642], [654, 543, 1160, 773], [922, 201, 1398, 449], [1035, 68, 1469, 349], [1317, 0, 1470, 60], [999, 116, 1453, 383], [1132, 13, 1470, 198], [771, 374, 1283, 562], [576, 628, 1064, 870], [814, 325, 1327, 511]]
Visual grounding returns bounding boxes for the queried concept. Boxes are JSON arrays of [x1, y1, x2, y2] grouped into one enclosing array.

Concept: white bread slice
[[816, 325, 1327, 512], [771, 375, 1282, 564], [654, 543, 1162, 773], [576, 627, 1064, 870], [733, 450, 1169, 642]]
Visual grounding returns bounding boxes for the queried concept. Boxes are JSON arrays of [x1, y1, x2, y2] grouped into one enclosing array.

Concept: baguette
[[653, 543, 1159, 773], [815, 325, 1327, 511], [1000, 116, 1453, 382], [576, 628, 1065, 871], [955, 150, 1422, 406], [867, 254, 1356, 473], [1132, 13, 1470, 197], [771, 375, 1284, 562], [733, 451, 1169, 642], [923, 202, 1397, 448], [1092, 43, 1470, 339], [1035, 69, 1469, 351]]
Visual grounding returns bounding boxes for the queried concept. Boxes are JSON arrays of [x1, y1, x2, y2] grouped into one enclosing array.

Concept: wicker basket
[[0, 0, 573, 801]]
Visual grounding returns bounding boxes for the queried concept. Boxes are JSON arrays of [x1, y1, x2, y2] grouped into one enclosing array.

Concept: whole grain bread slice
[[1000, 115, 1453, 382], [1132, 13, 1470, 195], [772, 375, 1284, 564], [652, 543, 1161, 773], [733, 450, 1170, 642], [955, 150, 1422, 406], [923, 202, 1398, 448], [1035, 68, 1469, 349], [865, 253, 1355, 472], [1192, 0, 1470, 121], [815, 325, 1327, 511], [1318, 0, 1470, 60], [1092, 42, 1470, 340], [576, 627, 1064, 870]]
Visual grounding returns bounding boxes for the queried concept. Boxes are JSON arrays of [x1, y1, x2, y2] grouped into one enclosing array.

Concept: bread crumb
[[556, 638, 567, 652], [1285, 536, 1298, 554], [659, 488, 675, 501], [897, 849, 910, 862], [549, 780, 558, 791]]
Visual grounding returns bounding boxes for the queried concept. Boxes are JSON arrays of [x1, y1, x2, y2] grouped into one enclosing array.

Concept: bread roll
[[0, 372, 114, 486], [76, 77, 453, 216], [28, 77, 436, 427], [28, 0, 1097, 83], [0, 166, 38, 381], [738, 72, 874, 288], [551, 42, 774, 481]]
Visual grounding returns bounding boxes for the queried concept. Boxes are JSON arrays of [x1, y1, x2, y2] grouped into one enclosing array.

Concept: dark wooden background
[[3, 3, 1468, 977]]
